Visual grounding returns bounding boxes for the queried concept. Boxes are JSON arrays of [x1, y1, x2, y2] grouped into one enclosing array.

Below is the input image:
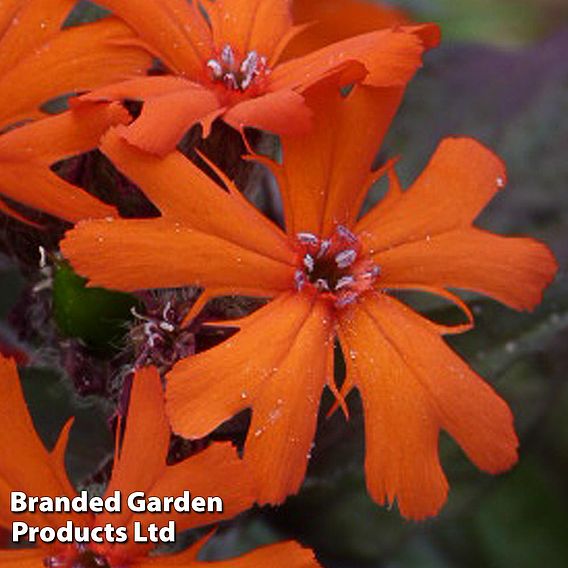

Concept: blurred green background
[[1, 0, 567, 566]]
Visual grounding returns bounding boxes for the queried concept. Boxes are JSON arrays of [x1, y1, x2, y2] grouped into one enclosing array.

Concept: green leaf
[[52, 262, 138, 353]]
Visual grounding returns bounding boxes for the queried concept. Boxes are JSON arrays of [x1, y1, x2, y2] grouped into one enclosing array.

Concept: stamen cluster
[[294, 225, 381, 308], [130, 294, 196, 372], [44, 548, 109, 568], [206, 44, 269, 91]]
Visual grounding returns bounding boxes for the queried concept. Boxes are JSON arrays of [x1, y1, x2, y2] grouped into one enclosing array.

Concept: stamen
[[159, 321, 175, 332], [220, 44, 235, 67], [240, 50, 259, 90], [317, 239, 331, 258], [206, 59, 223, 79], [223, 72, 238, 90], [303, 254, 315, 273], [162, 301, 173, 321], [38, 245, 47, 269], [335, 249, 357, 269], [337, 225, 358, 244], [294, 269, 306, 291], [315, 278, 330, 292], [207, 45, 268, 92], [297, 232, 319, 245], [294, 225, 381, 308], [335, 275, 355, 290]]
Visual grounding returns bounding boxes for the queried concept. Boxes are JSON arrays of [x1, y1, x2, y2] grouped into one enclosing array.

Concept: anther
[[297, 232, 319, 245], [317, 239, 331, 258], [240, 50, 259, 90], [303, 254, 315, 273], [337, 225, 358, 244], [206, 59, 223, 79], [335, 275, 355, 290], [38, 246, 47, 269], [162, 301, 173, 321], [223, 72, 238, 90], [335, 249, 357, 269], [220, 44, 235, 67], [159, 321, 175, 332], [294, 269, 306, 291]]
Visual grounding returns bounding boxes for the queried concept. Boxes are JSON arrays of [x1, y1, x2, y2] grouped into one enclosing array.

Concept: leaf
[[52, 262, 139, 352]]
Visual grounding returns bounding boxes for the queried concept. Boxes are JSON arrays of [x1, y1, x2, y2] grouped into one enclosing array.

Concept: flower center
[[294, 225, 380, 308], [44, 549, 110, 568], [206, 44, 269, 91]]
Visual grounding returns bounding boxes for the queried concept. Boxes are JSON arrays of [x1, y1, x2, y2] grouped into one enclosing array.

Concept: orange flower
[[0, 0, 153, 222], [60, 87, 557, 519], [79, 0, 439, 155], [283, 0, 410, 59], [0, 356, 319, 566]]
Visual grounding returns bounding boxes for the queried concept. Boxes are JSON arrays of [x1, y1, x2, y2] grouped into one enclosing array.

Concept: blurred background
[[1, 0, 567, 566]]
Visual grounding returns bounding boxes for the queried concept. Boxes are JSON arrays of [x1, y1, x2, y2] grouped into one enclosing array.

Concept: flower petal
[[283, 0, 409, 60], [0, 17, 152, 129], [270, 25, 436, 92], [355, 138, 558, 311], [357, 137, 508, 248], [87, 77, 221, 156], [0, 102, 128, 165], [0, 104, 125, 221], [376, 228, 557, 311], [0, 0, 74, 76], [81, 76, 224, 155], [61, 217, 295, 297], [273, 85, 403, 236], [224, 89, 312, 136], [338, 293, 518, 519], [133, 443, 255, 534], [102, 367, 170, 521], [166, 292, 334, 504], [95, 0, 212, 75], [0, 355, 76, 529], [0, 549, 47, 567], [206, 0, 293, 60], [98, 128, 295, 264]]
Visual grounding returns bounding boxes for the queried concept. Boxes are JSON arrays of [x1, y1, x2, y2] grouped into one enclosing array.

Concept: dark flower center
[[206, 44, 269, 91], [44, 550, 110, 568], [294, 225, 380, 308]]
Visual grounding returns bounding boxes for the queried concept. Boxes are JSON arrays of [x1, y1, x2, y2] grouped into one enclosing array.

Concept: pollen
[[294, 226, 381, 308], [206, 44, 269, 91]]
